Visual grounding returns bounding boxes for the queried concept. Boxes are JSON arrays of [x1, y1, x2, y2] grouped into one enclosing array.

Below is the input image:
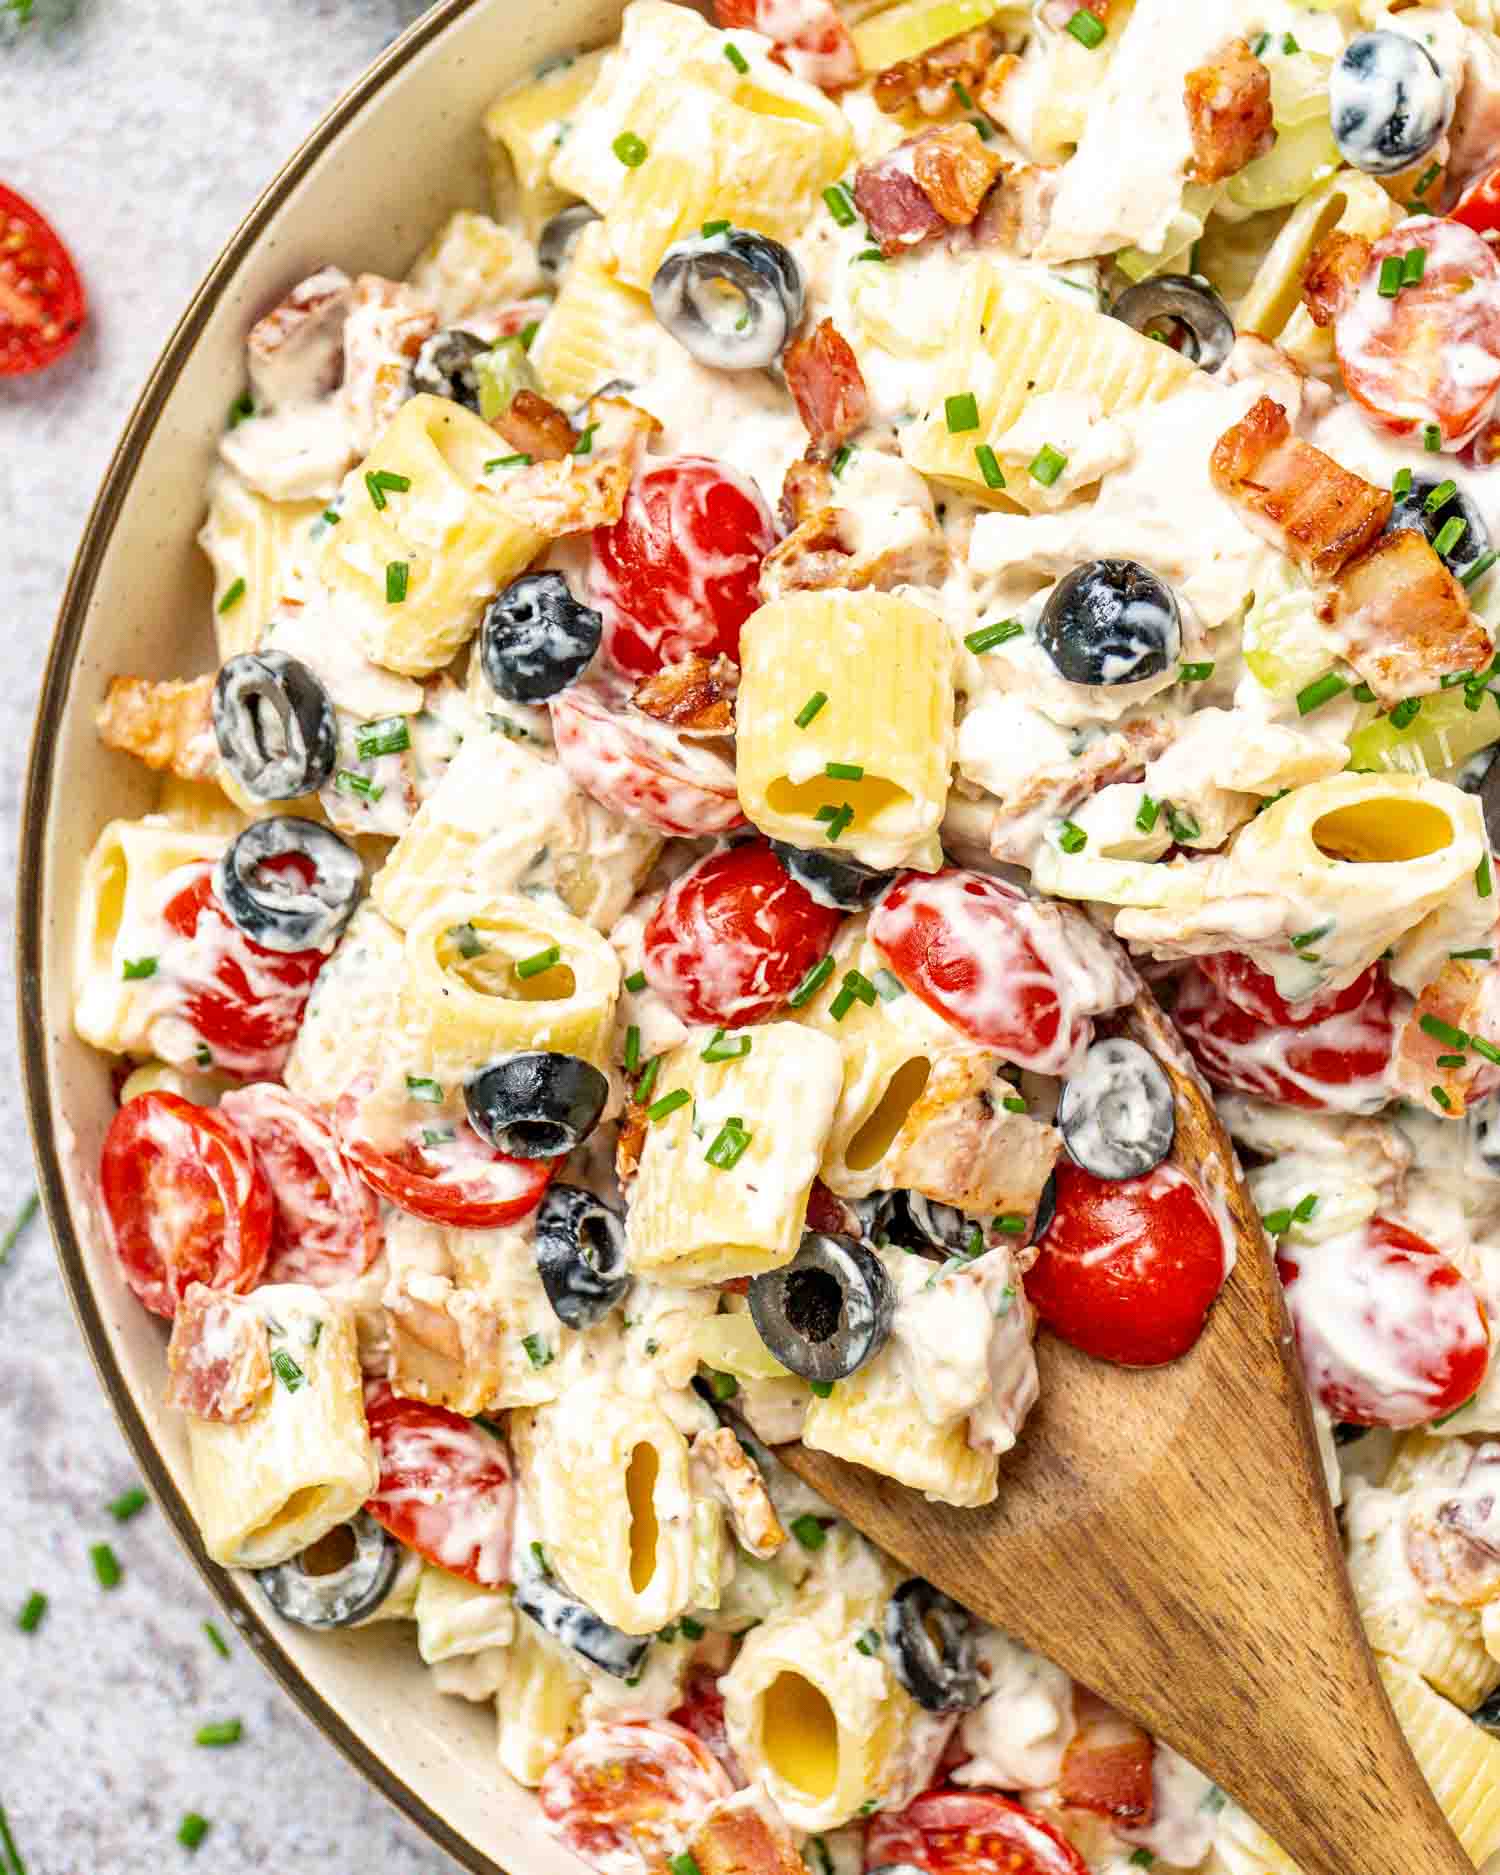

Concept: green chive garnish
[[855, 1627, 881, 1655], [204, 1621, 230, 1658], [790, 1514, 827, 1550], [625, 968, 647, 993], [702, 1029, 752, 1063], [945, 392, 979, 434], [1065, 7, 1105, 48], [788, 956, 834, 1007], [515, 944, 561, 980], [1389, 697, 1422, 730], [1261, 1208, 1293, 1236], [795, 690, 828, 729], [1281, 30, 1299, 52], [635, 1055, 661, 1106], [1167, 805, 1201, 843], [705, 1118, 752, 1169], [723, 39, 749, 70], [17, 1591, 46, 1633], [321, 507, 340, 525], [1414, 161, 1441, 198], [965, 617, 1023, 654], [1028, 443, 1068, 486], [1393, 467, 1412, 497], [831, 444, 854, 476], [178, 1814, 211, 1851], [1291, 922, 1333, 950], [1480, 852, 1494, 899], [385, 560, 409, 603], [1179, 661, 1215, 682], [994, 1214, 1026, 1235], [974, 443, 1006, 488], [825, 761, 864, 780], [808, 1380, 834, 1397], [365, 468, 411, 508], [1452, 947, 1494, 962], [1425, 478, 1458, 513], [107, 1486, 148, 1522], [707, 1370, 739, 1402], [355, 715, 410, 759], [195, 1720, 242, 1748], [1293, 1193, 1319, 1222], [572, 422, 598, 456], [624, 1026, 642, 1074], [952, 80, 975, 109], [121, 957, 157, 981], [1352, 682, 1377, 702], [227, 391, 254, 427], [1425, 423, 1443, 452], [1136, 793, 1161, 833], [1472, 1035, 1500, 1066], [485, 453, 532, 470], [1057, 820, 1087, 853], [335, 770, 383, 803], [1434, 515, 1467, 559], [823, 184, 855, 228], [647, 1087, 691, 1124], [1003, 1094, 1027, 1113], [216, 577, 246, 614], [1463, 549, 1499, 588], [450, 922, 485, 959], [90, 1543, 122, 1590], [1296, 670, 1349, 715], [1402, 246, 1426, 286], [614, 131, 648, 166], [1432, 1084, 1455, 1111], [1421, 1014, 1470, 1049], [405, 1075, 443, 1103], [1377, 255, 1403, 298], [522, 1333, 553, 1368], [270, 1348, 306, 1392], [817, 802, 855, 843]]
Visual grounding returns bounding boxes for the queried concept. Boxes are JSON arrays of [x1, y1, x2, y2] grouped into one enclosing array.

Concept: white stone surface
[[2, 4, 465, 1869]]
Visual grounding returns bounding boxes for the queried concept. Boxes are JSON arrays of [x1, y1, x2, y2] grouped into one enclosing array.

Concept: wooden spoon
[[777, 988, 1470, 1875]]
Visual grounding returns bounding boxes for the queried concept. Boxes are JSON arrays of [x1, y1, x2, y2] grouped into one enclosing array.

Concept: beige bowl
[[17, 4, 629, 1868]]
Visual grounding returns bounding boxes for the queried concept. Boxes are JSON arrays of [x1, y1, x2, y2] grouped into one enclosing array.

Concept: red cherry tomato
[[669, 1667, 745, 1786], [161, 863, 326, 1078], [1173, 961, 1399, 1112], [1451, 162, 1500, 240], [219, 1085, 381, 1286], [336, 1090, 555, 1229], [870, 869, 1110, 1074], [1334, 219, 1500, 448], [551, 682, 746, 837], [866, 1789, 1088, 1875], [99, 1092, 273, 1319], [1278, 1216, 1490, 1429], [0, 184, 85, 376], [1197, 952, 1381, 1030], [363, 1380, 515, 1587], [643, 841, 843, 1027], [591, 457, 776, 677], [540, 1718, 735, 1874], [713, 0, 857, 88], [1024, 1161, 1227, 1367]]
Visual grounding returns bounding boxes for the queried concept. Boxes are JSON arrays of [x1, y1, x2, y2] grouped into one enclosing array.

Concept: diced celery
[[1227, 117, 1342, 213], [1116, 184, 1220, 283], [475, 338, 540, 422], [850, 0, 997, 74], [1347, 687, 1500, 780], [1243, 572, 1340, 698]]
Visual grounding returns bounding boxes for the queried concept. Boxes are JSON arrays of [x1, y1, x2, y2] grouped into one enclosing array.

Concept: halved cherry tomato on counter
[[643, 839, 843, 1027], [1198, 952, 1382, 1030], [591, 457, 776, 677], [336, 1090, 554, 1229], [551, 681, 746, 837], [539, 1718, 735, 1874], [363, 1380, 514, 1587], [866, 1788, 1089, 1875], [1024, 1160, 1227, 1367], [100, 1091, 272, 1318], [0, 183, 85, 376], [1278, 1216, 1490, 1429], [220, 1084, 381, 1286]]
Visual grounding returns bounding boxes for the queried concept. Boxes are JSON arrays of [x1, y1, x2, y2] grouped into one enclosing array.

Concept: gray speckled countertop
[[4, 5, 464, 1868]]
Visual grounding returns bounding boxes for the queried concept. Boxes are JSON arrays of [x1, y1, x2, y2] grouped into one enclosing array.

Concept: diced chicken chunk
[[384, 1268, 506, 1415], [879, 1053, 1063, 1221], [165, 1285, 272, 1424], [341, 273, 439, 454], [505, 397, 662, 536], [911, 122, 1006, 226], [247, 265, 353, 413], [96, 674, 219, 782], [690, 1426, 785, 1559]]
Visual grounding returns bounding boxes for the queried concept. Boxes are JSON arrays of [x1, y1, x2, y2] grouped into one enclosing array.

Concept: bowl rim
[[14, 6, 510, 1870]]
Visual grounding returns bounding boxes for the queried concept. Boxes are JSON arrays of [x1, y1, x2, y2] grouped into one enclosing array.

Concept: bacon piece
[[385, 1268, 507, 1416], [1328, 529, 1493, 705], [877, 1053, 1063, 1220], [97, 674, 219, 782], [1301, 230, 1374, 330], [758, 504, 951, 601], [854, 142, 947, 255], [616, 1099, 647, 1185], [712, 0, 857, 91], [685, 1791, 807, 1875], [505, 397, 662, 534], [1406, 1444, 1500, 1607], [784, 318, 870, 457], [690, 1427, 785, 1558], [1185, 37, 1274, 184], [779, 455, 834, 530], [987, 719, 1175, 866], [247, 265, 352, 412], [341, 273, 439, 454], [632, 655, 737, 732], [972, 160, 1061, 258], [873, 26, 1001, 116], [165, 1284, 272, 1424], [497, 386, 575, 461], [912, 122, 1006, 225], [1209, 396, 1392, 577], [1389, 958, 1498, 1119], [1058, 1691, 1156, 1826]]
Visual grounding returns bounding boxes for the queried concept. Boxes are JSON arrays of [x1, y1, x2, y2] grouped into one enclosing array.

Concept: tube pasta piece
[[625, 1023, 844, 1285], [180, 1285, 377, 1570], [736, 591, 954, 874], [1376, 1655, 1500, 1865], [413, 1564, 517, 1665], [371, 726, 659, 934], [408, 210, 542, 323], [484, 50, 610, 236], [199, 466, 326, 658], [529, 220, 656, 405], [496, 1618, 590, 1786], [510, 1377, 700, 1635], [283, 901, 407, 1106], [320, 394, 545, 677], [398, 891, 621, 1080]]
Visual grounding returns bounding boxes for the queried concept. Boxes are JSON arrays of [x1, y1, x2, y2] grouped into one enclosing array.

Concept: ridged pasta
[[736, 591, 955, 874], [484, 48, 610, 235], [800, 1353, 1000, 1509], [397, 891, 621, 1080], [495, 1618, 589, 1786], [198, 463, 323, 660], [1236, 171, 1400, 360], [529, 221, 656, 405], [1376, 1656, 1500, 1865], [1203, 1804, 1306, 1875], [625, 1023, 845, 1285], [408, 210, 543, 323]]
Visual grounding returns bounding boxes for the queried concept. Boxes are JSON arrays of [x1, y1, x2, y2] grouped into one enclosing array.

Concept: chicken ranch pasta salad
[[70, 0, 1500, 1867]]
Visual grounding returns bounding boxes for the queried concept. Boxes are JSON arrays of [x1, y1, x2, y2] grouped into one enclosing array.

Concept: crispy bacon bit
[[912, 122, 1006, 226], [690, 1427, 785, 1558], [712, 0, 857, 91], [1301, 231, 1374, 330], [1406, 1445, 1500, 1606], [1209, 396, 1392, 577], [341, 273, 439, 454], [247, 265, 352, 412], [1185, 37, 1274, 185], [972, 160, 1060, 258], [873, 26, 1000, 116], [780, 456, 835, 531], [987, 720, 1174, 866], [784, 319, 871, 458], [685, 1792, 807, 1875], [165, 1284, 272, 1425], [97, 674, 219, 782], [1328, 529, 1492, 705], [1058, 1691, 1156, 1825], [877, 1054, 1062, 1219], [616, 1099, 647, 1185], [853, 143, 947, 256], [497, 387, 575, 462], [505, 397, 663, 536], [1389, 958, 1498, 1119], [385, 1269, 507, 1415], [758, 503, 951, 602], [632, 655, 737, 732]]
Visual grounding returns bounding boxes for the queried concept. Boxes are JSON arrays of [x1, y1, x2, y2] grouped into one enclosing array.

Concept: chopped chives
[[702, 1029, 752, 1063], [1480, 852, 1494, 899], [1136, 793, 1161, 834], [854, 248, 886, 264], [974, 443, 1006, 488], [420, 1128, 455, 1149], [1352, 682, 1377, 703], [1413, 161, 1441, 198], [355, 714, 410, 759], [270, 1348, 306, 1393], [625, 1025, 642, 1073], [844, 970, 877, 1006], [723, 40, 749, 71], [1389, 696, 1422, 730], [1179, 661, 1215, 682], [790, 1513, 827, 1551], [635, 1055, 662, 1106], [945, 391, 980, 434], [1432, 1084, 1455, 1111], [321, 507, 341, 525], [227, 390, 254, 427], [178, 1814, 211, 1851], [1437, 1053, 1468, 1069], [822, 184, 856, 228], [817, 802, 855, 843], [1281, 30, 1299, 52], [572, 422, 599, 456], [705, 1117, 752, 1170], [1166, 805, 1201, 843], [1377, 255, 1403, 298], [1463, 549, 1499, 588], [994, 1214, 1026, 1235], [1129, 1851, 1155, 1869], [90, 1543, 122, 1590], [831, 444, 854, 477], [625, 968, 647, 992], [680, 1615, 705, 1640], [515, 944, 562, 980], [1393, 466, 1412, 497], [121, 957, 157, 981], [1261, 1208, 1293, 1236], [450, 922, 485, 959], [519, 320, 540, 351], [1003, 1094, 1027, 1113], [1434, 515, 1467, 559], [829, 982, 858, 1023], [1425, 478, 1458, 513], [965, 617, 1023, 654], [1065, 7, 1105, 48], [1057, 819, 1087, 853], [1453, 947, 1494, 961], [855, 1626, 881, 1655], [107, 1486, 148, 1522], [1296, 670, 1349, 715], [195, 1720, 243, 1748], [405, 1074, 443, 1102], [1028, 443, 1068, 486], [1425, 423, 1443, 452], [614, 131, 648, 166], [952, 80, 975, 109], [795, 690, 828, 729], [521, 1333, 553, 1368], [825, 761, 864, 780], [485, 452, 532, 470], [788, 956, 834, 1007], [216, 577, 246, 614], [385, 560, 409, 604], [1420, 1014, 1470, 1049], [17, 1591, 46, 1633], [706, 1371, 739, 1403], [871, 968, 905, 1002], [1250, 29, 1270, 55], [647, 1087, 691, 1124], [1293, 1193, 1319, 1222], [1291, 922, 1333, 950], [808, 1379, 834, 1397], [1472, 1035, 1500, 1066], [1402, 246, 1426, 286], [203, 1620, 230, 1659], [365, 468, 411, 508], [335, 769, 383, 802]]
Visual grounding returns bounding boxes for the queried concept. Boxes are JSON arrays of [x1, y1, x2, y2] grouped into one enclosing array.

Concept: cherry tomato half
[[713, 0, 857, 89], [1198, 952, 1381, 1030], [1451, 160, 1500, 240], [1278, 1216, 1490, 1428], [540, 1718, 735, 1875], [1024, 1160, 1227, 1367], [0, 184, 85, 376], [551, 682, 745, 837], [866, 1789, 1088, 1875], [591, 457, 776, 677], [1173, 960, 1400, 1113], [336, 1090, 555, 1229], [219, 1084, 381, 1287], [643, 840, 843, 1027], [100, 1092, 273, 1319], [363, 1380, 514, 1587], [669, 1667, 745, 1787]]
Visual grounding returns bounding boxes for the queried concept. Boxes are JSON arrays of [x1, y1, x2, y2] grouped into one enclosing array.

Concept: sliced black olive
[[879, 1189, 973, 1255], [1387, 474, 1491, 579], [254, 1512, 398, 1628], [884, 1577, 981, 1713], [412, 328, 490, 411], [480, 571, 602, 704], [214, 816, 362, 953], [771, 840, 894, 910], [515, 1569, 650, 1679], [538, 203, 602, 279], [1031, 1168, 1057, 1245], [1331, 31, 1451, 176], [213, 652, 338, 800], [748, 1232, 894, 1383], [651, 228, 805, 371], [535, 1183, 631, 1330], [1109, 275, 1234, 374], [1475, 1687, 1500, 1734], [465, 1052, 608, 1159], [1036, 559, 1181, 688], [1058, 1038, 1175, 1181], [1332, 1422, 1371, 1447]]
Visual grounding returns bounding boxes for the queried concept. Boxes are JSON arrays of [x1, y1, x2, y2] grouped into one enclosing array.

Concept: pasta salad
[[71, 0, 1500, 1869]]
